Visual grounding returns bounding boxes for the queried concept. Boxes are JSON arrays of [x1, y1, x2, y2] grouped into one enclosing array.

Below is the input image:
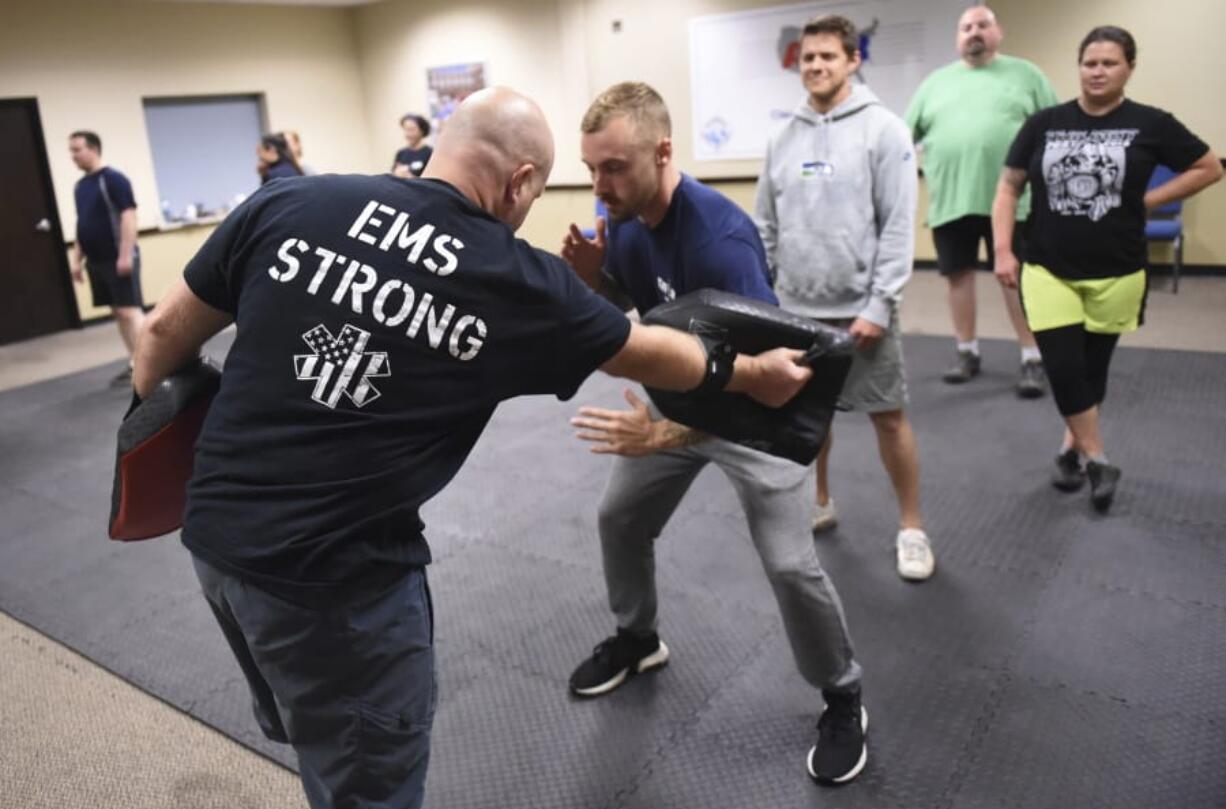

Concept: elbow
[[142, 307, 173, 342], [1195, 151, 1223, 185], [130, 311, 175, 397], [134, 307, 175, 364]]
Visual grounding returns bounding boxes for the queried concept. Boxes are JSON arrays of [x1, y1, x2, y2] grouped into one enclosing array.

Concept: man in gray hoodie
[[755, 14, 934, 582]]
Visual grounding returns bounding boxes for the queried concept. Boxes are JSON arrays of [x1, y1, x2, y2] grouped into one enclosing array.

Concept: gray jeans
[[598, 436, 862, 693]]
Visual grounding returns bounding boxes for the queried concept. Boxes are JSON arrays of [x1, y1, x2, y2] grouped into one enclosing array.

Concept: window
[[142, 94, 264, 225]]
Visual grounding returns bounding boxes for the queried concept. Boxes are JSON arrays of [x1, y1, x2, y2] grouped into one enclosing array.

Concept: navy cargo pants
[[192, 555, 437, 809]]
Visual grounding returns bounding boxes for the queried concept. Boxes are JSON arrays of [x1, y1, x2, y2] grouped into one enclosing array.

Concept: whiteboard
[[689, 0, 966, 160]]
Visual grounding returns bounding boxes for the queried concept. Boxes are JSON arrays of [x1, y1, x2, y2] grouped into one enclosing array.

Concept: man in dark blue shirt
[[560, 82, 869, 786], [133, 86, 812, 809], [69, 131, 144, 386]]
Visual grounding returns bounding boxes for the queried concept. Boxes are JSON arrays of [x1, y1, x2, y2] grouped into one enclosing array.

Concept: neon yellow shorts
[[1019, 264, 1147, 335]]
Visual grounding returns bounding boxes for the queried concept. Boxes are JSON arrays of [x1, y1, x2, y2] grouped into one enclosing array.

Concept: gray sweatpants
[[598, 435, 862, 693]]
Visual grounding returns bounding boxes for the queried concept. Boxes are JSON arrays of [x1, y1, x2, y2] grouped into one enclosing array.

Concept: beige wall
[[2, 0, 374, 319], [6, 0, 1224, 324], [993, 0, 1226, 268], [574, 0, 1224, 264], [353, 0, 592, 184], [356, 0, 1225, 265]]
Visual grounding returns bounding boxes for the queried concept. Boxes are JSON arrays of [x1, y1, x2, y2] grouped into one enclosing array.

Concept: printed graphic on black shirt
[[1042, 128, 1139, 222], [294, 322, 390, 409]]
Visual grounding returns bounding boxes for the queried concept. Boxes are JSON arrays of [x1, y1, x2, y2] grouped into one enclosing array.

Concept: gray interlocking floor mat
[[2, 332, 1224, 809]]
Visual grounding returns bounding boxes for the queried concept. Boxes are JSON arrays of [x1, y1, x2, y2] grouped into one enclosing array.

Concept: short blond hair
[[581, 82, 671, 143]]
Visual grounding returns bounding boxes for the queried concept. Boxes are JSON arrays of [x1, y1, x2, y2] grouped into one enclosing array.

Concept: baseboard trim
[[913, 260, 1226, 277]]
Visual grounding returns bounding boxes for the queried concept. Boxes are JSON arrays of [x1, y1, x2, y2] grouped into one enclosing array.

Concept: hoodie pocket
[[774, 225, 868, 304]]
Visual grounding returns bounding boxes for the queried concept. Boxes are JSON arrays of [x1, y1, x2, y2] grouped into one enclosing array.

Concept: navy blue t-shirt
[[74, 167, 136, 261], [394, 146, 434, 177], [181, 174, 630, 603], [605, 174, 777, 315], [261, 160, 302, 184]]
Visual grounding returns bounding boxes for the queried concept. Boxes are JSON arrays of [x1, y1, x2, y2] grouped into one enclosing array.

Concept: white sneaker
[[812, 499, 838, 533], [896, 528, 935, 581]]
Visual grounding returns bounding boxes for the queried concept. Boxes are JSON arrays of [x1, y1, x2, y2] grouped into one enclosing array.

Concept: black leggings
[[1032, 325, 1121, 417]]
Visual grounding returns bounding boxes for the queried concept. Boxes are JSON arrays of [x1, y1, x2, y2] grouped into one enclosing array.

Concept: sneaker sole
[[807, 706, 869, 785], [570, 641, 670, 698], [897, 548, 935, 582], [898, 562, 935, 582], [1016, 386, 1046, 399], [812, 516, 838, 534], [1052, 477, 1086, 493], [1091, 491, 1116, 512]]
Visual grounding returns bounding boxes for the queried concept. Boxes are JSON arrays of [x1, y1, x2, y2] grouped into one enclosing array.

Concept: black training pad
[[2, 329, 1225, 809], [641, 289, 854, 464]]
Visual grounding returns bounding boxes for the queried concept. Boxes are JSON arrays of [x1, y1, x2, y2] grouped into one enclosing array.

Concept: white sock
[[957, 340, 980, 355], [1021, 346, 1042, 363]]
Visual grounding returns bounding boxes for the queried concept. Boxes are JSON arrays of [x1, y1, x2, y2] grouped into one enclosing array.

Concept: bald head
[[424, 87, 555, 230], [957, 4, 1002, 66]]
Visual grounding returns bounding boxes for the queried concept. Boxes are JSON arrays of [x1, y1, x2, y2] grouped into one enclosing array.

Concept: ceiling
[[142, 0, 384, 6]]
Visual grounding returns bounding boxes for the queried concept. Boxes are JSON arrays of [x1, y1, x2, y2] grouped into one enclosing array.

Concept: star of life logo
[[293, 323, 389, 409]]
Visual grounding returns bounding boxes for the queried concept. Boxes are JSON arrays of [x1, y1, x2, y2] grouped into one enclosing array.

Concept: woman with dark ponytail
[[257, 132, 303, 184]]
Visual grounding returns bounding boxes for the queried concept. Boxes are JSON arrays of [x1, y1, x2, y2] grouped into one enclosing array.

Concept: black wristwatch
[[692, 335, 737, 396]]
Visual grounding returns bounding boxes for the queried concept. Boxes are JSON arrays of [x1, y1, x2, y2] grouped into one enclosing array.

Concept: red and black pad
[[641, 289, 854, 465], [108, 357, 221, 541]]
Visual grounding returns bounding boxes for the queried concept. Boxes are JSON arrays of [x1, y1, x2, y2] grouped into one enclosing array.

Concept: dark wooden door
[[0, 99, 79, 345]]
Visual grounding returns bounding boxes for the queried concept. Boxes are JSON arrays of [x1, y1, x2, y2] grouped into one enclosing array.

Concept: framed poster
[[427, 62, 488, 132]]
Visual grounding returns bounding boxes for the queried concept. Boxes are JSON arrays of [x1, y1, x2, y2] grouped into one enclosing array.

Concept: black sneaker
[[569, 628, 669, 697], [941, 350, 981, 384], [807, 689, 868, 785], [1016, 360, 1047, 399], [1086, 461, 1122, 512], [1051, 449, 1086, 492]]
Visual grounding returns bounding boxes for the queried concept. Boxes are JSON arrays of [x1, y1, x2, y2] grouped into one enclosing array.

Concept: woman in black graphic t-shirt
[[991, 26, 1221, 511]]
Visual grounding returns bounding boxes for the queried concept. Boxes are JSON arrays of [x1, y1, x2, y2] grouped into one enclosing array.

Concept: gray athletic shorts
[[86, 253, 144, 309], [820, 311, 908, 413]]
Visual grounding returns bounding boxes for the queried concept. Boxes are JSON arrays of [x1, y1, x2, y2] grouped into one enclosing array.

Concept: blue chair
[[1145, 165, 1184, 293]]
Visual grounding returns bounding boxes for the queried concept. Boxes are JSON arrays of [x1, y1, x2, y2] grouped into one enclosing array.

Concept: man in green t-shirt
[[905, 5, 1058, 396]]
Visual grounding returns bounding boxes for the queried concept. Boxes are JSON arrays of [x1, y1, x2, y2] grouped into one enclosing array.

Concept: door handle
[[35, 218, 51, 233]]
